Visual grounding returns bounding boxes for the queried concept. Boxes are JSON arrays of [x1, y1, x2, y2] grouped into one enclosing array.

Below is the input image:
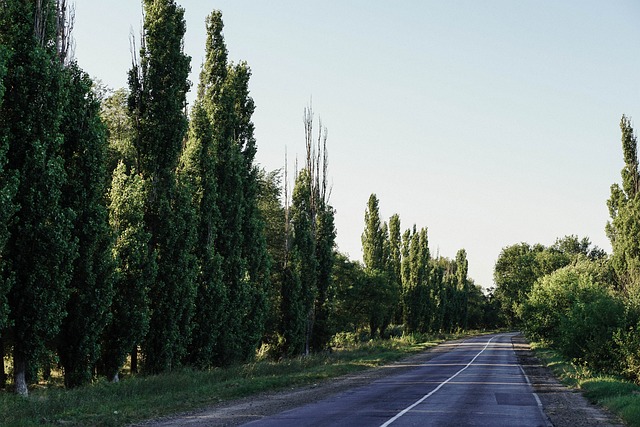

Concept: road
[[244, 333, 550, 427]]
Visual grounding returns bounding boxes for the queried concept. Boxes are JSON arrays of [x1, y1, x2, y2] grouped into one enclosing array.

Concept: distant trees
[[355, 194, 485, 337]]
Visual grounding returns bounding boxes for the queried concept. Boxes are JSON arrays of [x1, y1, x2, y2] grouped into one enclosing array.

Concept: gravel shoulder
[[135, 334, 625, 427]]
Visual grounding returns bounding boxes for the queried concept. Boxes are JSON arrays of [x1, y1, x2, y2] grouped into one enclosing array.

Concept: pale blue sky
[[74, 1, 640, 289]]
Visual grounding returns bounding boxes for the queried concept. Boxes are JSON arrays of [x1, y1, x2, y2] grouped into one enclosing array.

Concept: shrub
[[523, 266, 625, 371]]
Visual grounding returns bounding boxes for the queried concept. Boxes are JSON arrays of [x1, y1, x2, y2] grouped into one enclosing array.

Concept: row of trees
[[0, 0, 485, 396], [355, 194, 492, 337], [494, 115, 640, 383]]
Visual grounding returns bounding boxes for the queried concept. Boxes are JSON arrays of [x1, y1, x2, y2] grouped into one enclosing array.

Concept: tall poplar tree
[[180, 100, 225, 368], [607, 116, 640, 297], [362, 194, 386, 272], [129, 0, 195, 373], [290, 169, 318, 354], [455, 249, 470, 329], [1, 0, 76, 395], [388, 214, 403, 323], [0, 42, 18, 389], [57, 64, 114, 388], [229, 62, 269, 359]]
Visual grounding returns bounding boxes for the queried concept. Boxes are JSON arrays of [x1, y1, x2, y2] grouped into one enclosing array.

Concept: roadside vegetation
[[531, 342, 640, 427], [491, 117, 640, 425], [0, 330, 483, 427], [1, 0, 496, 400]]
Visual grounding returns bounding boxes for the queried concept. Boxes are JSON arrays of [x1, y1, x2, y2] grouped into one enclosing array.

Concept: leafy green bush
[[615, 322, 640, 383], [523, 266, 625, 371]]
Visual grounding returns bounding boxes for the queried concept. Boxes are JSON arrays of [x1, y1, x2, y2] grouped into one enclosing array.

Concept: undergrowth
[[531, 341, 640, 427]]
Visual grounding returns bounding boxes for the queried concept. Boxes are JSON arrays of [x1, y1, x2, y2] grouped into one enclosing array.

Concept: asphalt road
[[244, 333, 550, 427]]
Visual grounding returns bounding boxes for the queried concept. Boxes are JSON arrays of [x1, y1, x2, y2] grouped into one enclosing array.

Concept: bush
[[615, 322, 640, 383], [523, 266, 625, 371]]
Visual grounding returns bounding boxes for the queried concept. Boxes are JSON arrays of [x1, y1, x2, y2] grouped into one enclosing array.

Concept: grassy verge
[[530, 341, 640, 427], [0, 330, 483, 427]]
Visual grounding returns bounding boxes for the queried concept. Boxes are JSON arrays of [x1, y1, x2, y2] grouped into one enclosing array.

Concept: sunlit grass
[[0, 330, 487, 427]]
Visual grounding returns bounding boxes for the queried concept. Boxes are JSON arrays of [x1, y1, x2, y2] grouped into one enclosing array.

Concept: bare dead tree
[[56, 0, 75, 65]]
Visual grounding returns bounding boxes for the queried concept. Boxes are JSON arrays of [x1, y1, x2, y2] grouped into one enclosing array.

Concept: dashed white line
[[379, 336, 496, 427]]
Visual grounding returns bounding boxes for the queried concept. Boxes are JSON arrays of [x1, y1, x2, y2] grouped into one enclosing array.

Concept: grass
[[0, 330, 483, 426], [530, 341, 640, 427]]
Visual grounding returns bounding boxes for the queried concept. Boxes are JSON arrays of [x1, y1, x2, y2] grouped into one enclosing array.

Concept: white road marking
[[379, 336, 496, 427]]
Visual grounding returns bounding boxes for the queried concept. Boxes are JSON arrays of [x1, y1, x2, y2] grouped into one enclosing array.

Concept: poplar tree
[[0, 43, 18, 389], [290, 169, 317, 353], [58, 64, 114, 388], [388, 214, 403, 323], [229, 62, 269, 359], [180, 101, 225, 368], [361, 194, 394, 336], [129, 0, 195, 373], [101, 162, 154, 381], [362, 194, 386, 272], [455, 249, 470, 329], [607, 116, 640, 297], [1, 0, 76, 395]]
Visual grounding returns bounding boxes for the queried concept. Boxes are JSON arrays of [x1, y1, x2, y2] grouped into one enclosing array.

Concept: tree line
[[493, 115, 640, 383], [0, 0, 485, 396]]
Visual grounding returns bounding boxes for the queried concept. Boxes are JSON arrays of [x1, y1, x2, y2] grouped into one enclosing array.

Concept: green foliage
[[494, 236, 602, 325], [1, 0, 77, 394], [311, 203, 336, 352], [0, 42, 18, 337], [101, 162, 155, 381], [607, 116, 640, 296], [57, 64, 114, 388], [362, 194, 386, 272], [331, 254, 369, 333], [101, 88, 135, 172], [523, 267, 625, 371], [129, 0, 196, 374], [290, 169, 317, 353], [179, 102, 226, 369]]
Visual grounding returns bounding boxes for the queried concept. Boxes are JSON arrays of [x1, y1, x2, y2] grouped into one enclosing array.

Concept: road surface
[[244, 333, 550, 426]]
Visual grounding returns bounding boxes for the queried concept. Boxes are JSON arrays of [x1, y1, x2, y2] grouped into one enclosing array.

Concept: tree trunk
[[130, 347, 138, 374], [13, 351, 28, 396], [0, 338, 5, 389]]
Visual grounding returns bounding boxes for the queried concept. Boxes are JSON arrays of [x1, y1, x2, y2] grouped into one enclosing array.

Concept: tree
[[361, 194, 398, 336], [229, 62, 269, 359], [455, 249, 469, 330], [180, 101, 225, 369], [607, 116, 640, 297], [493, 243, 545, 325], [129, 0, 195, 373], [101, 88, 136, 172], [1, 0, 76, 395], [290, 169, 318, 353], [388, 214, 403, 323], [311, 201, 336, 351], [0, 40, 18, 390], [101, 162, 154, 381], [57, 64, 114, 388], [362, 194, 386, 272]]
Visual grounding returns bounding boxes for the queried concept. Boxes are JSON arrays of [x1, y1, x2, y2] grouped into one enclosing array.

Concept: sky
[[73, 1, 640, 289]]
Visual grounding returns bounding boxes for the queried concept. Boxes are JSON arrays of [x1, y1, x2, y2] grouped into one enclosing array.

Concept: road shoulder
[[512, 334, 625, 427], [133, 338, 463, 426]]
